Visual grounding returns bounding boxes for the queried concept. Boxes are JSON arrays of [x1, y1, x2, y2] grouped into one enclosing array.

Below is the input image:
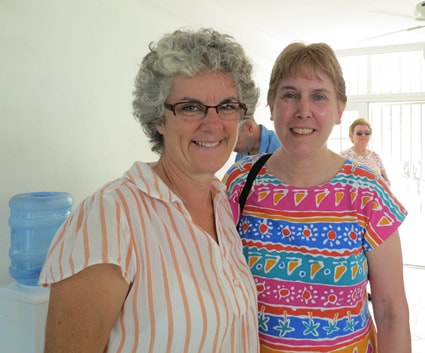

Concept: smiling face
[[156, 72, 241, 177], [269, 69, 344, 159]]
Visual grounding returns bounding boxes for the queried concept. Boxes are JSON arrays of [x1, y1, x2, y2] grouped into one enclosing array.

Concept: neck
[[152, 158, 212, 203], [268, 149, 345, 187], [152, 158, 218, 242], [352, 145, 368, 156]]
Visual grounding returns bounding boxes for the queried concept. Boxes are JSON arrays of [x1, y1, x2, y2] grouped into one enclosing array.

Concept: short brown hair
[[267, 42, 347, 108]]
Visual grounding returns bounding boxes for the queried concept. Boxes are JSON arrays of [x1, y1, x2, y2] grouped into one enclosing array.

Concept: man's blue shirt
[[235, 124, 280, 162]]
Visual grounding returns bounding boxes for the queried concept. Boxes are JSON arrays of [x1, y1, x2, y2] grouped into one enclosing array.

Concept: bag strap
[[238, 153, 272, 227]]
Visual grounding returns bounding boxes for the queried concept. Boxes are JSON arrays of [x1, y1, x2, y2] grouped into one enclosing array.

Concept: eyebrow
[[172, 96, 240, 103], [279, 85, 296, 91], [278, 85, 331, 94]]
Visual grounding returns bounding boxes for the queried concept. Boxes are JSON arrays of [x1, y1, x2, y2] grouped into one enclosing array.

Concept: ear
[[156, 123, 165, 135], [246, 120, 255, 133]]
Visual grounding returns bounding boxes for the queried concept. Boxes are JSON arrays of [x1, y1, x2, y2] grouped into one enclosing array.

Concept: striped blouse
[[39, 161, 259, 353], [224, 155, 407, 353]]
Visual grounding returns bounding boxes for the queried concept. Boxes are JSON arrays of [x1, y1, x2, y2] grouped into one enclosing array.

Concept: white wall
[[0, 0, 176, 285], [0, 1, 272, 285]]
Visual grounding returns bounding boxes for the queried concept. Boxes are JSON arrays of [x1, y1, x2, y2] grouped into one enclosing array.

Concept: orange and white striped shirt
[[39, 161, 259, 353]]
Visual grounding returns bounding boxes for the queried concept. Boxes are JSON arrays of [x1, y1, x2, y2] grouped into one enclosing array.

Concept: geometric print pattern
[[225, 156, 407, 352]]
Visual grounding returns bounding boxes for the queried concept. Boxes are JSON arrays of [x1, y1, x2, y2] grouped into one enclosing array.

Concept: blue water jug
[[8, 192, 74, 286]]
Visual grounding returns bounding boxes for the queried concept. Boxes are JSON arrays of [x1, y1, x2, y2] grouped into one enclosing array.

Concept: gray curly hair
[[132, 27, 259, 154]]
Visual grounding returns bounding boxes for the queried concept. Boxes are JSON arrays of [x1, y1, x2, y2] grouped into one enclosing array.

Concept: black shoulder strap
[[238, 153, 272, 223]]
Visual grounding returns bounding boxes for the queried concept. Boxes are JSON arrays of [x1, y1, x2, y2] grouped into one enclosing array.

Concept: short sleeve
[[39, 191, 137, 286]]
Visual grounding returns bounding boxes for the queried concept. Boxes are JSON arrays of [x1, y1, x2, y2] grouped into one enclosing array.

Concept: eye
[[281, 92, 297, 100], [217, 103, 238, 112], [177, 102, 204, 114], [313, 94, 326, 101]]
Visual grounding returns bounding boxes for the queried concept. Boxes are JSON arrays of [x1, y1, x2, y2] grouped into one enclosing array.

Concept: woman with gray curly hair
[[133, 27, 259, 154], [40, 28, 260, 353]]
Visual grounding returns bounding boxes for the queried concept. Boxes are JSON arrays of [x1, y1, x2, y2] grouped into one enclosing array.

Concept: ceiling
[[144, 0, 425, 68]]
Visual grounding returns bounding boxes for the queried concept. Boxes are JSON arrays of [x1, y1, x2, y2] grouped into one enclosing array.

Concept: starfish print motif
[[343, 311, 358, 332], [323, 314, 340, 335], [273, 311, 295, 337], [302, 312, 320, 337], [258, 306, 270, 331]]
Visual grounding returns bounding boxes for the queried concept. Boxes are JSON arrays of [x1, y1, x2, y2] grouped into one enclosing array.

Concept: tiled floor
[[404, 265, 425, 353]]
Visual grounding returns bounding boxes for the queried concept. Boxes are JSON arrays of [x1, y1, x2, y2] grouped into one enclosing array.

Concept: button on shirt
[[39, 161, 259, 353]]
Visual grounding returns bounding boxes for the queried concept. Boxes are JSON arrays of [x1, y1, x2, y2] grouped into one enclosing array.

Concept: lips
[[194, 140, 221, 147], [291, 128, 315, 135]]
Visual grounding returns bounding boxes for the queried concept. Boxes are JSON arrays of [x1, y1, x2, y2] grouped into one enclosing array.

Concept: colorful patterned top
[[224, 155, 407, 353]]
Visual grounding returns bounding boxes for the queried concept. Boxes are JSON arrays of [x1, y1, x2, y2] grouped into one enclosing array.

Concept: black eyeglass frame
[[355, 131, 372, 136], [163, 101, 248, 119]]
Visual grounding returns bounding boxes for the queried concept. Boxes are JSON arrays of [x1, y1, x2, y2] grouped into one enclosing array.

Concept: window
[[331, 44, 425, 181], [332, 43, 425, 266]]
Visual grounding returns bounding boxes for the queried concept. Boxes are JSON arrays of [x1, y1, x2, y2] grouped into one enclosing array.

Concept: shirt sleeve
[[39, 191, 136, 286], [371, 151, 386, 171], [348, 166, 407, 251]]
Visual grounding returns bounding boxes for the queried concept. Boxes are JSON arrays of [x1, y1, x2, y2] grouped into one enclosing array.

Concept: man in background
[[234, 117, 280, 161]]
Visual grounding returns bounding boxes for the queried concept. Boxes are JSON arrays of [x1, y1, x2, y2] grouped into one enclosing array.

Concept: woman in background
[[225, 42, 411, 352], [341, 117, 391, 185], [39, 28, 260, 353]]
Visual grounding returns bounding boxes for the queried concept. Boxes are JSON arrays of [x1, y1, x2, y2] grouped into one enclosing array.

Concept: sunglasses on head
[[355, 131, 371, 136]]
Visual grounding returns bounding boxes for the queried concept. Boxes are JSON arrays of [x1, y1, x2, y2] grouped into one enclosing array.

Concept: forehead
[[169, 72, 237, 97], [353, 124, 370, 131], [293, 64, 325, 81], [280, 69, 333, 89]]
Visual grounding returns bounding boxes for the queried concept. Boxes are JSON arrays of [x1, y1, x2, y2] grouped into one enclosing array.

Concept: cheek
[[269, 103, 281, 122], [230, 124, 239, 140], [271, 105, 288, 124]]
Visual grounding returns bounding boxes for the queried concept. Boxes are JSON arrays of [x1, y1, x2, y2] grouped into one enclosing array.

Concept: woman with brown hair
[[225, 42, 410, 353]]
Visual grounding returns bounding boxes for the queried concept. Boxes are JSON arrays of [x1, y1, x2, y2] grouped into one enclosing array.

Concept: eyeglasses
[[164, 101, 247, 121], [355, 130, 371, 136]]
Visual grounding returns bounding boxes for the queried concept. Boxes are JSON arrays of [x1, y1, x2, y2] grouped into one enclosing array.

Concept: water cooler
[[0, 283, 50, 353], [0, 192, 73, 353]]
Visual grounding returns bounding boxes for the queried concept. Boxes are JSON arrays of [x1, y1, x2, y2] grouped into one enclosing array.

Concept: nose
[[202, 106, 222, 123], [199, 111, 223, 131], [295, 97, 312, 118]]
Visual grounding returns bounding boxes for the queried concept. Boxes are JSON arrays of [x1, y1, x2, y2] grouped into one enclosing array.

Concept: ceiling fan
[[366, 1, 425, 40], [415, 0, 425, 19]]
